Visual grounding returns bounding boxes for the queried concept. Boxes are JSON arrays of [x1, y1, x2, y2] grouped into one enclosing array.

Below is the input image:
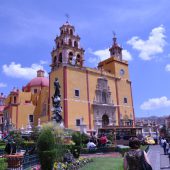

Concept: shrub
[[72, 132, 89, 147], [21, 140, 35, 148], [30, 127, 40, 141], [37, 128, 56, 170], [71, 145, 81, 158], [117, 147, 130, 157], [9, 131, 23, 149], [0, 158, 7, 170]]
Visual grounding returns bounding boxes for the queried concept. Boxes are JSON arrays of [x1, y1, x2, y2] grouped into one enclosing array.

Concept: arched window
[[61, 39, 64, 45], [70, 29, 73, 35], [77, 54, 81, 59], [57, 43, 60, 48], [74, 41, 78, 48], [59, 53, 62, 63], [69, 39, 72, 46], [102, 91, 107, 103], [68, 52, 73, 63], [61, 30, 63, 35], [53, 56, 57, 64], [102, 114, 109, 127], [76, 54, 81, 65], [14, 96, 17, 104]]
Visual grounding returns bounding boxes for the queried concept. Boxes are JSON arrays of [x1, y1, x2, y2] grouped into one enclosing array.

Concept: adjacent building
[[3, 70, 49, 131], [0, 93, 6, 132]]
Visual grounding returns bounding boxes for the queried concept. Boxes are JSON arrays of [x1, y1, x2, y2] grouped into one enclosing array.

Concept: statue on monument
[[52, 78, 62, 123]]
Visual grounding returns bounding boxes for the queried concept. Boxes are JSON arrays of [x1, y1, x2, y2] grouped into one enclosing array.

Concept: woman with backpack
[[123, 137, 152, 170]]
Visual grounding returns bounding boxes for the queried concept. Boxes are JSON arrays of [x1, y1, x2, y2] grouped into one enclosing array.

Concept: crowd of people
[[86, 134, 108, 150]]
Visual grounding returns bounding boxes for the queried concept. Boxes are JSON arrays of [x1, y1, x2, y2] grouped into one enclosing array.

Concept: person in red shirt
[[100, 134, 107, 147]]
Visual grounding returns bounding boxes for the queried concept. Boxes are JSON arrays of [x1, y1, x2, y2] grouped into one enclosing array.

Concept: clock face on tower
[[120, 69, 125, 76]]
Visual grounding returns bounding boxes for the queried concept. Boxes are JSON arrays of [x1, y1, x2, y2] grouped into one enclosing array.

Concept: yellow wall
[[66, 67, 89, 130], [49, 56, 135, 130], [17, 104, 35, 129], [34, 87, 49, 126]]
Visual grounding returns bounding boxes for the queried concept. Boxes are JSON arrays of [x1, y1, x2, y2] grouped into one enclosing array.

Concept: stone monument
[[52, 78, 63, 124]]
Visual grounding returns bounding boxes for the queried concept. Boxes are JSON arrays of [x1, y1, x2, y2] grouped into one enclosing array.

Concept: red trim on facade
[[10, 106, 12, 122], [63, 66, 68, 128], [130, 82, 135, 127], [86, 70, 91, 129], [48, 73, 51, 121], [115, 78, 120, 126], [16, 106, 18, 129]]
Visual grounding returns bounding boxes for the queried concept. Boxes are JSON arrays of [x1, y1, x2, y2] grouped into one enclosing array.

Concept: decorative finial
[[112, 31, 117, 45], [65, 13, 70, 23], [112, 31, 116, 37]]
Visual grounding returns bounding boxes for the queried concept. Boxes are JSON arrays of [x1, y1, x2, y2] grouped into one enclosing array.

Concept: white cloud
[[93, 48, 110, 61], [0, 83, 7, 88], [122, 50, 132, 61], [140, 96, 170, 110], [127, 25, 166, 60], [88, 48, 132, 64], [2, 62, 48, 80], [40, 60, 48, 65], [88, 57, 99, 64], [165, 64, 170, 72]]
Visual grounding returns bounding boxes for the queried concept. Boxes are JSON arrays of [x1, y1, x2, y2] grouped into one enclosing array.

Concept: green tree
[[37, 128, 56, 170]]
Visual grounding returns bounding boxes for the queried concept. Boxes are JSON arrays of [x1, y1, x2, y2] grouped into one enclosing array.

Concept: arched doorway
[[102, 114, 109, 127]]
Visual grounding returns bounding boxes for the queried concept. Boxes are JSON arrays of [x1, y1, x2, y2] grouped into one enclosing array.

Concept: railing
[[2, 153, 39, 170], [22, 154, 39, 169], [4, 154, 24, 170]]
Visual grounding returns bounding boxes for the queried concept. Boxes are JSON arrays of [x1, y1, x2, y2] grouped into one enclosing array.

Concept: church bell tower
[[50, 21, 85, 70], [109, 34, 123, 61]]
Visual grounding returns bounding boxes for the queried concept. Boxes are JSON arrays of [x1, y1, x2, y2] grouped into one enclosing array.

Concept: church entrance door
[[102, 114, 109, 127]]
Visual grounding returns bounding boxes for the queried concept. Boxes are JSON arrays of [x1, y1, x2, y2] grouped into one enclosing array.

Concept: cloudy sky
[[0, 0, 170, 118]]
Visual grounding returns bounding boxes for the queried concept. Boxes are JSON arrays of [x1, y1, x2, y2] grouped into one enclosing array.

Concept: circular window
[[120, 69, 125, 75]]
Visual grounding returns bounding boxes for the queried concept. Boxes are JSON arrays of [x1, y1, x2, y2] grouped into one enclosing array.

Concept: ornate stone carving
[[93, 77, 116, 129]]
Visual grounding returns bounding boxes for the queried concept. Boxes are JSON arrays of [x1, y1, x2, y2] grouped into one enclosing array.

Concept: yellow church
[[49, 21, 135, 132], [2, 21, 135, 133]]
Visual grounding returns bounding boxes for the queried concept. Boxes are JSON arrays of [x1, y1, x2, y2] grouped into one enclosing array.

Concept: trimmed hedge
[[0, 158, 7, 170], [81, 146, 117, 154], [80, 145, 149, 156], [20, 141, 35, 150], [37, 128, 56, 170]]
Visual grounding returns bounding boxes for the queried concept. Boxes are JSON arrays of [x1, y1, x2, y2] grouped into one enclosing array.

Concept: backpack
[[126, 150, 144, 170]]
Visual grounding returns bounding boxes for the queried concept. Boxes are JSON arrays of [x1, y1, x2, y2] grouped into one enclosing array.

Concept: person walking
[[166, 140, 169, 155], [124, 137, 152, 170], [163, 139, 167, 155]]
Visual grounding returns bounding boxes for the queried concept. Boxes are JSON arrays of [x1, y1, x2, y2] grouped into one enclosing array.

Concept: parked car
[[144, 136, 155, 145]]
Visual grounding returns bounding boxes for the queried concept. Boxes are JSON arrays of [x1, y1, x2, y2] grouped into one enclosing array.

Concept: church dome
[[27, 70, 49, 87]]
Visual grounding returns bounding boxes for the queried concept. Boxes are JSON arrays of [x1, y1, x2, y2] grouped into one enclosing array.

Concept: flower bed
[[53, 157, 93, 170]]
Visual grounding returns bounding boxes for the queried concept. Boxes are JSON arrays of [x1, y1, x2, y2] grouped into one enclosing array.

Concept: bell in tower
[[50, 21, 85, 70], [109, 33, 123, 61]]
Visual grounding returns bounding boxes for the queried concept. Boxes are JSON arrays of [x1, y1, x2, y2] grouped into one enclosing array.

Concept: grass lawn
[[80, 157, 123, 170]]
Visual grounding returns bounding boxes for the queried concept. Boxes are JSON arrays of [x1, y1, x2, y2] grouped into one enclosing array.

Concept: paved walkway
[[148, 145, 170, 170]]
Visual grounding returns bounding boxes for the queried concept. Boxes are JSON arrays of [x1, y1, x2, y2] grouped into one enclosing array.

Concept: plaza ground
[[80, 145, 170, 170]]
